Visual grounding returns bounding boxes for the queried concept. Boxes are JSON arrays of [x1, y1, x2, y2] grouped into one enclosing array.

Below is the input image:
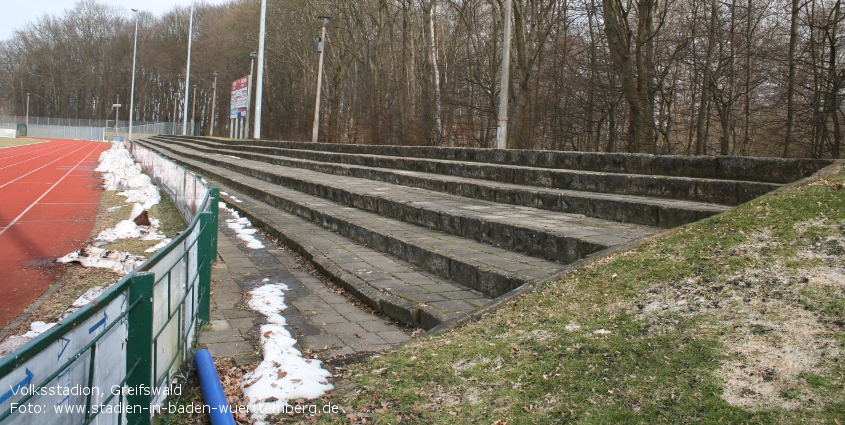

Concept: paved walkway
[[203, 209, 412, 365]]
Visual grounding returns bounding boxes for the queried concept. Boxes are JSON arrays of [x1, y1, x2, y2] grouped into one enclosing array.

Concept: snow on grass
[[220, 202, 265, 249], [0, 322, 58, 356], [241, 283, 333, 424]]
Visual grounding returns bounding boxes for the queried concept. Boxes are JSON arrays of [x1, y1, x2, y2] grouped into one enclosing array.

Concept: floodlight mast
[[210, 71, 219, 136], [253, 0, 267, 139], [246, 52, 257, 139], [128, 8, 139, 140], [182, 1, 194, 136], [312, 15, 330, 144]]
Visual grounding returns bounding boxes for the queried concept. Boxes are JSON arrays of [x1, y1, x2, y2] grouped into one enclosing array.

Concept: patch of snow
[[144, 239, 171, 253], [0, 322, 58, 356], [221, 205, 265, 249], [57, 286, 110, 320], [242, 283, 333, 424]]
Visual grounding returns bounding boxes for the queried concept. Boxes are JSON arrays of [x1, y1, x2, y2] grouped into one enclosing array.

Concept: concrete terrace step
[[152, 136, 730, 228], [186, 136, 831, 184], [143, 137, 657, 264], [157, 136, 782, 206], [213, 181, 493, 330], [138, 139, 565, 299]]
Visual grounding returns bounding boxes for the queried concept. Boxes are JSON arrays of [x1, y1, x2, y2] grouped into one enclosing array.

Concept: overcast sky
[[1, 0, 230, 41]]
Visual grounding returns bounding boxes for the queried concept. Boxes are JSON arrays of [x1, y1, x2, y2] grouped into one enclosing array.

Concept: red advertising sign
[[230, 76, 249, 118]]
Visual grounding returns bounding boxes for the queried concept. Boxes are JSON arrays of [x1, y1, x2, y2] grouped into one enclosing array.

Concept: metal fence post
[[197, 188, 219, 322], [126, 272, 155, 425]]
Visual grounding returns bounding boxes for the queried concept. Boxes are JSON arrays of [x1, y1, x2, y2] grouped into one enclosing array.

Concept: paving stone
[[228, 317, 259, 331], [323, 346, 356, 357], [377, 330, 411, 344], [220, 308, 257, 319], [202, 330, 245, 344], [326, 322, 366, 335], [428, 299, 477, 314], [205, 341, 255, 358], [337, 332, 388, 347], [300, 334, 344, 350], [209, 320, 231, 331]]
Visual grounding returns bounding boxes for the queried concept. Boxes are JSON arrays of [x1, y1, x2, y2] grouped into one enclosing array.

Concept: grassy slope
[[0, 137, 43, 148], [302, 164, 845, 425]]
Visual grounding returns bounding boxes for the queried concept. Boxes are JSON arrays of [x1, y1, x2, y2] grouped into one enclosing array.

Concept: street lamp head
[[250, 51, 257, 58], [131, 8, 138, 12], [214, 71, 219, 76], [318, 15, 331, 26]]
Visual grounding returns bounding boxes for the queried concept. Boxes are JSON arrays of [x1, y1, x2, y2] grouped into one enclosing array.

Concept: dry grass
[[0, 137, 43, 148]]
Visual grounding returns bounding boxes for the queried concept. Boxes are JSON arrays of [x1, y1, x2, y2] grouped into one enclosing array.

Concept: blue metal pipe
[[194, 349, 236, 425]]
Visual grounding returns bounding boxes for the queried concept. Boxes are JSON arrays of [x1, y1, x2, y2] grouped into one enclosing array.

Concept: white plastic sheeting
[[0, 287, 130, 425]]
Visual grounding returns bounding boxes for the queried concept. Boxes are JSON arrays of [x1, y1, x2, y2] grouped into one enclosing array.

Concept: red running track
[[0, 139, 109, 328]]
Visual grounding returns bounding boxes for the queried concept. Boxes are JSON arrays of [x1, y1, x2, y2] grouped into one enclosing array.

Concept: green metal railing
[[0, 141, 218, 425]]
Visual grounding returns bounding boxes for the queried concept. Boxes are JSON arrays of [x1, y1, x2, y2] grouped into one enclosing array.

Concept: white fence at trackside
[[0, 142, 219, 425], [0, 117, 178, 142], [26, 124, 106, 141], [0, 116, 164, 128]]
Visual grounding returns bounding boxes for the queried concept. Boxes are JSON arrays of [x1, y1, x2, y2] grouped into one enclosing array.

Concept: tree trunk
[[421, 0, 443, 144], [784, 0, 800, 157], [602, 0, 657, 153], [696, 0, 718, 155]]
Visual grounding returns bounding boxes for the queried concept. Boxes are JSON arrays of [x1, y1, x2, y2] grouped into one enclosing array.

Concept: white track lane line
[[0, 145, 88, 189], [0, 142, 78, 171], [0, 146, 100, 237]]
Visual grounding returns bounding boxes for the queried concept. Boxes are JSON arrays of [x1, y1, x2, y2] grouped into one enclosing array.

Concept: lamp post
[[128, 8, 139, 140], [210, 71, 219, 137], [182, 0, 194, 136], [312, 15, 330, 144], [254, 0, 267, 139], [191, 84, 197, 136], [245, 51, 257, 139], [496, 0, 513, 150], [25, 93, 30, 126]]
